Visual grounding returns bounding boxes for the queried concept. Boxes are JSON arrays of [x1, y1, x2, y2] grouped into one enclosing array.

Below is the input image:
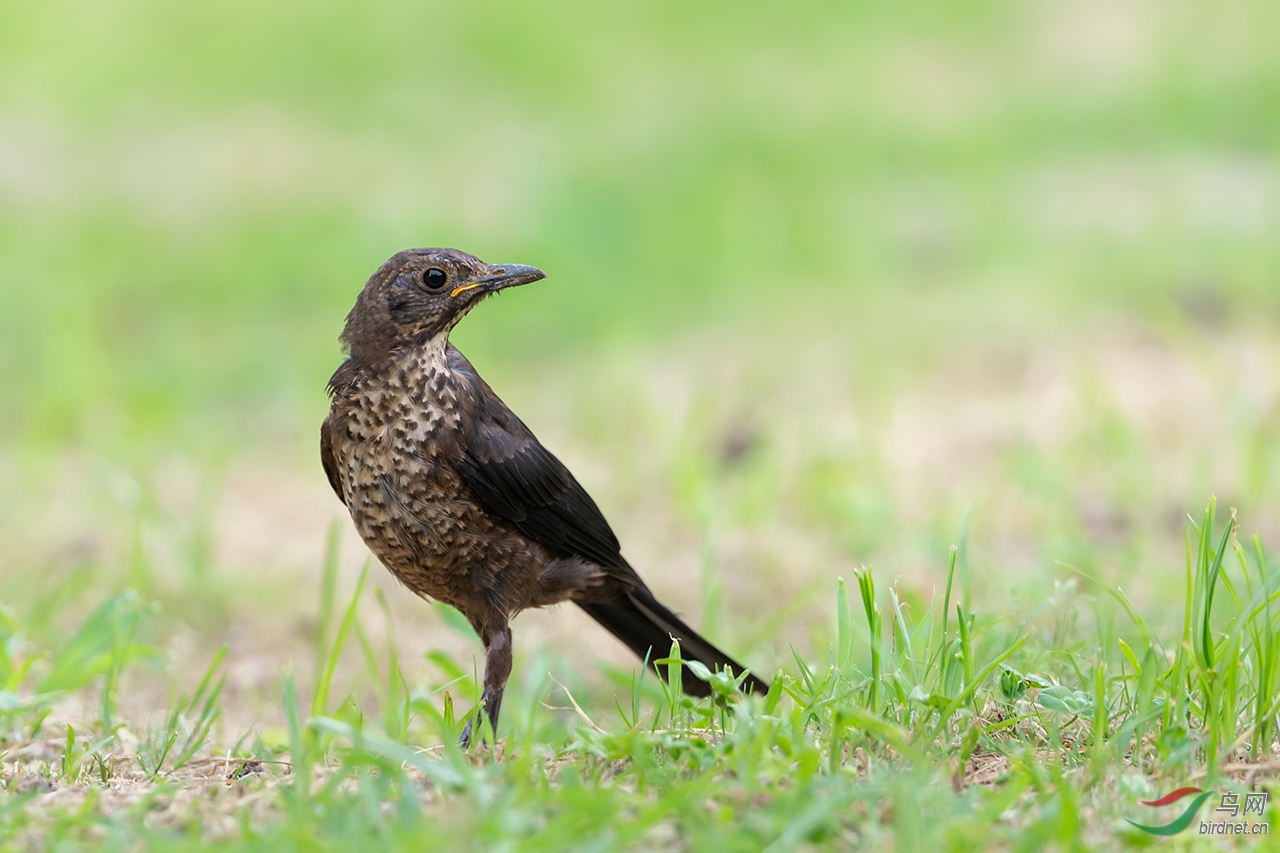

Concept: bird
[[321, 247, 769, 744]]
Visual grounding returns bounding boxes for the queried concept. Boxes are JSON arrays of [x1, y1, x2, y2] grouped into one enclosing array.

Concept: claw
[[458, 686, 504, 748]]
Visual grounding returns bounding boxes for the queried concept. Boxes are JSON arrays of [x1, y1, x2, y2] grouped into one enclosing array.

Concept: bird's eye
[[423, 268, 448, 290]]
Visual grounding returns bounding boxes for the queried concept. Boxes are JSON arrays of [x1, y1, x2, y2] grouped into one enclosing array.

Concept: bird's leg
[[459, 623, 513, 748]]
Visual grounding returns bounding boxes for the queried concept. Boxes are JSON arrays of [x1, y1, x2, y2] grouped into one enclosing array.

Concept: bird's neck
[[329, 333, 457, 398]]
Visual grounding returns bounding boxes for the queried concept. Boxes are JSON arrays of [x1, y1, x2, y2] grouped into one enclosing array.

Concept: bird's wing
[[459, 378, 644, 587], [320, 415, 346, 503]]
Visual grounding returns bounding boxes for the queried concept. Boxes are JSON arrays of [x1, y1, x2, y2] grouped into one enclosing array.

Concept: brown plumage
[[321, 248, 768, 743]]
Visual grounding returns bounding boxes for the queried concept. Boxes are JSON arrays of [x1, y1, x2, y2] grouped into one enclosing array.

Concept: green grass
[[1, 499, 1278, 849], [3, 0, 1280, 848]]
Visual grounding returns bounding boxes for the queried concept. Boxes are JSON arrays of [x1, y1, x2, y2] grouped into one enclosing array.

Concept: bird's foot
[[458, 686, 504, 748]]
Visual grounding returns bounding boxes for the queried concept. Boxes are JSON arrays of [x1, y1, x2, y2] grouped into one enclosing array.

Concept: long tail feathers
[[577, 588, 769, 697]]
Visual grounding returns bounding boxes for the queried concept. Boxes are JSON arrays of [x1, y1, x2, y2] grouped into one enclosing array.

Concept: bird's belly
[[344, 444, 458, 590], [343, 442, 546, 612]]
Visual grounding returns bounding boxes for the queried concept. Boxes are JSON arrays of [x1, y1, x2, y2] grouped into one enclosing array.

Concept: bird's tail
[[577, 587, 769, 697]]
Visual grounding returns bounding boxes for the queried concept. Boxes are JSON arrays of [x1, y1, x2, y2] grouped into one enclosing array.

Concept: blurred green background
[[2, 0, 1278, 702]]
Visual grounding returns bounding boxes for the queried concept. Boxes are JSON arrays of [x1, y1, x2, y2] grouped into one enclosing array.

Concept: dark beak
[[450, 263, 546, 298]]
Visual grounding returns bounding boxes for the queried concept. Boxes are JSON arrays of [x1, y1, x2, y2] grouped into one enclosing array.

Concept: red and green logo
[[1127, 787, 1215, 836]]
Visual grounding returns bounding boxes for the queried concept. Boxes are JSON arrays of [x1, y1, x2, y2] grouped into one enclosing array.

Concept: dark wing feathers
[[460, 383, 641, 583], [320, 417, 345, 503]]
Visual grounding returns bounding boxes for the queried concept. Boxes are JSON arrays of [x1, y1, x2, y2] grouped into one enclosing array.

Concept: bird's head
[[340, 248, 545, 364]]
